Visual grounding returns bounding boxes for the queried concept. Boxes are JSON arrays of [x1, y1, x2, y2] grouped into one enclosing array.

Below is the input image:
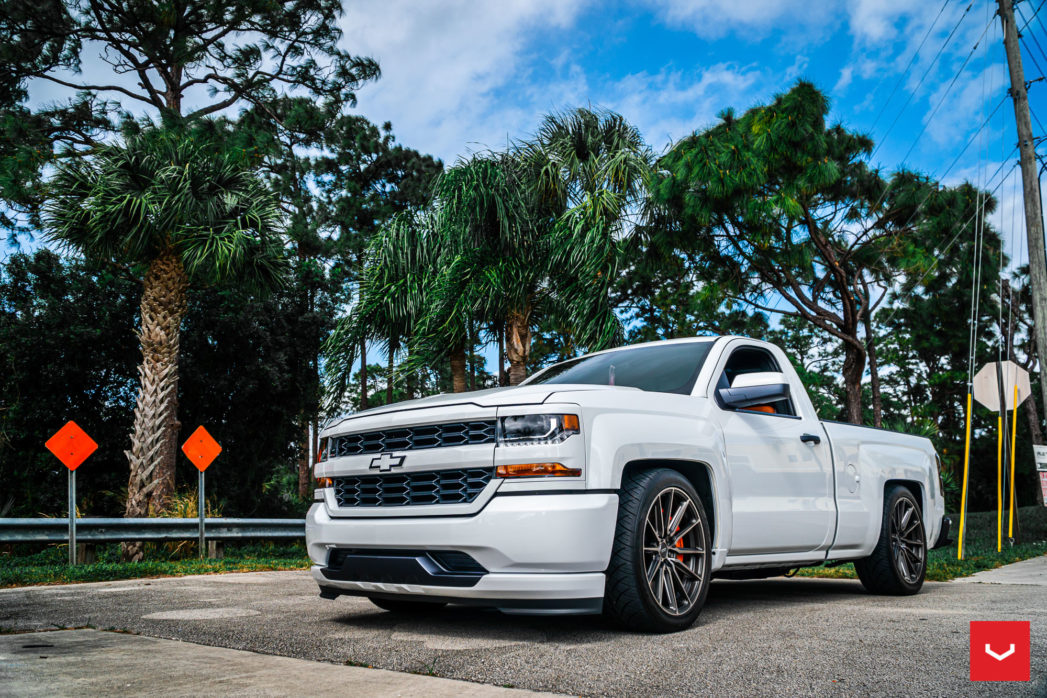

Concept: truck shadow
[[330, 577, 869, 641]]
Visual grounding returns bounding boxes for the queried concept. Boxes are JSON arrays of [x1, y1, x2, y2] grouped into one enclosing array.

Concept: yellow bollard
[[1009, 384, 1018, 540], [997, 414, 1003, 552], [958, 392, 973, 560]]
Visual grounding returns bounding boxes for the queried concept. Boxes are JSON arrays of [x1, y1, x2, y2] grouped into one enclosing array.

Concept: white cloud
[[834, 65, 855, 94], [600, 64, 765, 151], [339, 0, 591, 162], [644, 0, 837, 42]]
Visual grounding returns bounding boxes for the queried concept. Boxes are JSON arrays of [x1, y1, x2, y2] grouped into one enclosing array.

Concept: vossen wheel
[[855, 485, 927, 595], [604, 468, 712, 632]]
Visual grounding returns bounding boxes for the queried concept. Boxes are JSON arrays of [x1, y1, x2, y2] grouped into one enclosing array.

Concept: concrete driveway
[[1, 562, 1045, 697]]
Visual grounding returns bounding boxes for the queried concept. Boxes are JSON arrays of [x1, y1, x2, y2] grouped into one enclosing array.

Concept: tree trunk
[[123, 247, 188, 562], [450, 345, 467, 393], [406, 366, 417, 400], [469, 325, 476, 391], [386, 335, 395, 405], [863, 313, 883, 428], [359, 336, 368, 410], [506, 310, 532, 386], [497, 321, 507, 387], [840, 341, 866, 425], [297, 421, 311, 500]]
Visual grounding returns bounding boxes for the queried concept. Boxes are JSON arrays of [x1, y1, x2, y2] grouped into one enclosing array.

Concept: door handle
[[801, 433, 821, 445]]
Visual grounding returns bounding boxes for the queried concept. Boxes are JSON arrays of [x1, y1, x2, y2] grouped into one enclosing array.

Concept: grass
[[798, 505, 1047, 582], [0, 541, 310, 588]]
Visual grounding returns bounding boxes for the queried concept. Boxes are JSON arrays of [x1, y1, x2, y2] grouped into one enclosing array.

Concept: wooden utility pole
[[999, 0, 1047, 429]]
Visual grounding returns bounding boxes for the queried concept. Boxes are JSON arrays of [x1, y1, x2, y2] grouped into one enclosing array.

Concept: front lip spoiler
[[318, 587, 604, 615], [932, 515, 953, 549]]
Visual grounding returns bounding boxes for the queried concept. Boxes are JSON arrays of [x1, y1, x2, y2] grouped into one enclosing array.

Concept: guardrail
[[0, 518, 305, 544]]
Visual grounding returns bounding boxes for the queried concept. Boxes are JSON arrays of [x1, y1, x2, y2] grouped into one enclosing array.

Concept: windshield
[[526, 341, 715, 395]]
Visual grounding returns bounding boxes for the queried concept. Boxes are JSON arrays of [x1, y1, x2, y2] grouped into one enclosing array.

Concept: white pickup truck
[[307, 336, 951, 632]]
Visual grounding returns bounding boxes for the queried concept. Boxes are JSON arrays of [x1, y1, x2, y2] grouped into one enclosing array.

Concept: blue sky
[[339, 0, 1045, 258]]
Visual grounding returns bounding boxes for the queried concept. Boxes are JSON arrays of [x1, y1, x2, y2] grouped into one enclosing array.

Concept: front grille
[[328, 420, 497, 458], [332, 468, 495, 507]]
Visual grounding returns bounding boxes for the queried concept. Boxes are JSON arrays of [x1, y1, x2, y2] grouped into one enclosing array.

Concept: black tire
[[604, 468, 712, 633], [368, 596, 447, 614], [855, 485, 927, 595]]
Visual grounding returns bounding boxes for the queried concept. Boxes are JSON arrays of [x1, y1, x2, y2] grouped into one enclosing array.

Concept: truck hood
[[324, 383, 638, 431]]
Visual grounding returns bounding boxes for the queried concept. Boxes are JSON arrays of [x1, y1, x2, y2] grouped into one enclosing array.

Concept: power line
[[871, 2, 976, 159], [869, 0, 954, 133], [1018, 0, 1046, 32], [836, 15, 1002, 245], [1017, 2, 1047, 76], [880, 158, 1020, 330], [1020, 36, 1047, 76], [899, 14, 997, 165]]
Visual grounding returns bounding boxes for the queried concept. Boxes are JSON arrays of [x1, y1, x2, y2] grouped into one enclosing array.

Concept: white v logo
[[985, 644, 1016, 661]]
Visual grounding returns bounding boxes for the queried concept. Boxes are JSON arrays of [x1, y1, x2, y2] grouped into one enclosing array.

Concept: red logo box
[[970, 621, 1030, 682]]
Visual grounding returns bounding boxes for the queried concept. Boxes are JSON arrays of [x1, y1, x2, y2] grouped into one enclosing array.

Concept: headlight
[[498, 414, 580, 446]]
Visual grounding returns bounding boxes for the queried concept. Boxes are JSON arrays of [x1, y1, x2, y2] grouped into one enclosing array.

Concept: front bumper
[[305, 492, 618, 613]]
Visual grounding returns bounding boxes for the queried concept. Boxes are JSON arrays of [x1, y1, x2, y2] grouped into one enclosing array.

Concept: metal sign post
[[182, 426, 222, 559], [44, 421, 98, 566], [68, 469, 76, 565], [198, 469, 206, 558]]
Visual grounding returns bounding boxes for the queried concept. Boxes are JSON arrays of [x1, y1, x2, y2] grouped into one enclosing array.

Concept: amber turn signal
[[316, 477, 333, 487], [496, 462, 581, 478]]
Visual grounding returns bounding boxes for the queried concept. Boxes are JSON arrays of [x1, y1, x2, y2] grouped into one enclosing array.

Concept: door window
[[716, 347, 796, 417]]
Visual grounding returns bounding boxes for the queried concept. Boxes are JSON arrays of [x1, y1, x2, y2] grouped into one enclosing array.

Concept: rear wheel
[[604, 468, 712, 633], [368, 596, 447, 614], [855, 485, 926, 595]]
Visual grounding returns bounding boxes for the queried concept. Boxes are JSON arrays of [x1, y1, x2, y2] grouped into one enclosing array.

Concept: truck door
[[713, 344, 835, 556]]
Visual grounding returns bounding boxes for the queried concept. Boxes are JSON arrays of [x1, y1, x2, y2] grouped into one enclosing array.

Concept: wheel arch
[[885, 478, 924, 510], [881, 478, 928, 545], [620, 459, 718, 545]]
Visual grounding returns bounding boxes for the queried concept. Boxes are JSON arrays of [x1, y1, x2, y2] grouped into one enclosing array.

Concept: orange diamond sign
[[182, 426, 221, 472], [45, 421, 98, 471]]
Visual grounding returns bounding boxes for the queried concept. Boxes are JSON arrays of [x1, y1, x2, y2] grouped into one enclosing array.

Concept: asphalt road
[[1, 565, 1045, 697]]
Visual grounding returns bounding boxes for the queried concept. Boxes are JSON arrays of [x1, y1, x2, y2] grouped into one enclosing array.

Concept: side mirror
[[717, 372, 791, 410]]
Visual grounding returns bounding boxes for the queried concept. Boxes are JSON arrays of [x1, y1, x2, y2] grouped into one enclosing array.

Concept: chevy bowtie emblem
[[369, 453, 405, 472]]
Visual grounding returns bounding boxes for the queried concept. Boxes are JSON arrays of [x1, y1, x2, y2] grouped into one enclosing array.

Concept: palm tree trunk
[[359, 336, 368, 410], [468, 325, 476, 391], [497, 320, 506, 386], [123, 247, 188, 562], [297, 421, 311, 500], [506, 310, 531, 386], [450, 345, 467, 393], [386, 335, 395, 404]]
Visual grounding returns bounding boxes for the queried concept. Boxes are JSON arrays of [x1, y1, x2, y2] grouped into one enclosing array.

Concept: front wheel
[[604, 468, 712, 633], [855, 485, 926, 595]]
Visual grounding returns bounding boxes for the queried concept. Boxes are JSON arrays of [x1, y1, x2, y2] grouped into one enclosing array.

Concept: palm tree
[[324, 209, 456, 408], [44, 126, 285, 560], [326, 107, 651, 400], [442, 108, 651, 384]]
